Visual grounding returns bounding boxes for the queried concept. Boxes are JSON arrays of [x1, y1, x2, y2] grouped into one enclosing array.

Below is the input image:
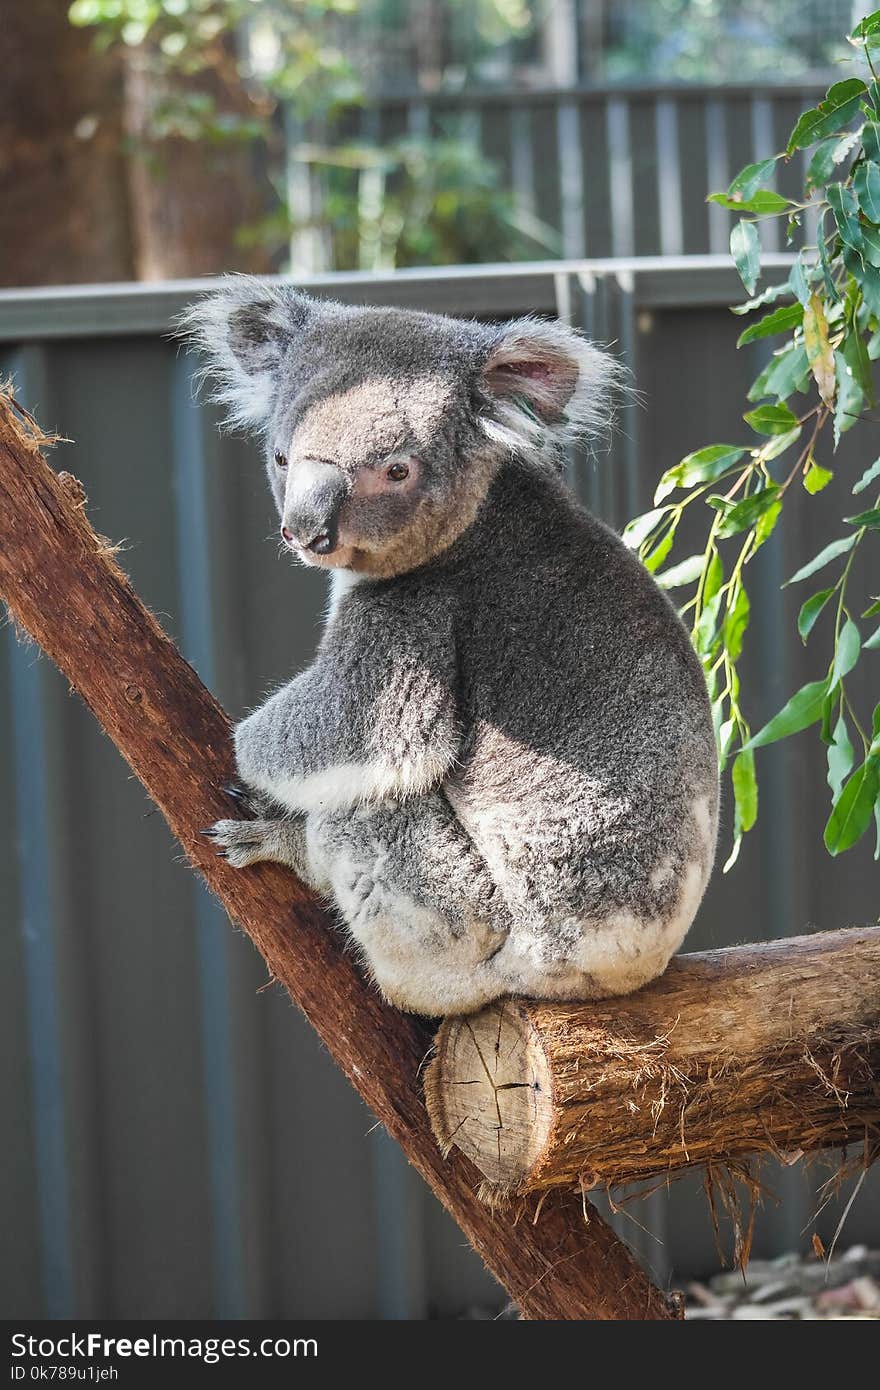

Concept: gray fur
[[184, 279, 718, 1017]]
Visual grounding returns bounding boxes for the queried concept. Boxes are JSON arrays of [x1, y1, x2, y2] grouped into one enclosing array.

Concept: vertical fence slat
[[606, 97, 635, 258], [557, 98, 587, 258], [705, 98, 730, 254], [6, 346, 74, 1319], [750, 96, 779, 253], [655, 98, 684, 256], [170, 358, 247, 1319]]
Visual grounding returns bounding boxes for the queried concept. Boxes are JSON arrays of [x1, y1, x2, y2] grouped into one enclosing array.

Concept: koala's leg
[[306, 793, 513, 1016]]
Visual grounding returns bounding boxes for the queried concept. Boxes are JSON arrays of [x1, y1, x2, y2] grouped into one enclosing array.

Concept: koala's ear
[[479, 318, 620, 460], [178, 277, 312, 432]]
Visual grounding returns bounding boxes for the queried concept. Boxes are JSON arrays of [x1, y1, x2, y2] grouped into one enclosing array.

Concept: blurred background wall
[[0, 1, 877, 1320]]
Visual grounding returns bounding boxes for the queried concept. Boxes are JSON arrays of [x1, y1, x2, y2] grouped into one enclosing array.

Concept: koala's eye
[[274, 450, 288, 470], [386, 460, 410, 483]]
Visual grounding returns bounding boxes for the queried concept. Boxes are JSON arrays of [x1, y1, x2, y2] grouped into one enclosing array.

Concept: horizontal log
[[426, 928, 880, 1195]]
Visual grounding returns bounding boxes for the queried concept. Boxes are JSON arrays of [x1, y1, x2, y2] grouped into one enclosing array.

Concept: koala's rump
[[446, 479, 718, 941]]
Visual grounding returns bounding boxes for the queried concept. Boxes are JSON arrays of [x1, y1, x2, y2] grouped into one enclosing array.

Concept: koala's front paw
[[202, 815, 308, 875]]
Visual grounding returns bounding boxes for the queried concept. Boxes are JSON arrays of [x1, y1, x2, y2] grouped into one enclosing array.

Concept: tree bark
[[0, 0, 135, 287], [0, 392, 680, 1321], [427, 931, 880, 1196]]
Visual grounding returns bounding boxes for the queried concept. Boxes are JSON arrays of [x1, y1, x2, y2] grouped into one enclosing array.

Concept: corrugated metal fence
[[296, 81, 827, 268], [1, 259, 877, 1319]]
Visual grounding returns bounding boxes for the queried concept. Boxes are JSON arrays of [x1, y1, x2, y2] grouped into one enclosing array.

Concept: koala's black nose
[[308, 531, 334, 555]]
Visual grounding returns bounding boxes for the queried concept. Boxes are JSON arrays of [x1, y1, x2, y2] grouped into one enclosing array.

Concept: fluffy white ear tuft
[[479, 318, 621, 463], [177, 276, 312, 432]]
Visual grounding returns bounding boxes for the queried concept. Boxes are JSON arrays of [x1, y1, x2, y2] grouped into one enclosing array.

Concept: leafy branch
[[624, 10, 880, 869]]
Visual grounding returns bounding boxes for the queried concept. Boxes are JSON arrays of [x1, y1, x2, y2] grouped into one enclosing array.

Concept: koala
[[183, 277, 719, 1017]]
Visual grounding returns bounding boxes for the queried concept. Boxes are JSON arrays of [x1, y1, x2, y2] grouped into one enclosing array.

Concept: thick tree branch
[[0, 392, 679, 1321]]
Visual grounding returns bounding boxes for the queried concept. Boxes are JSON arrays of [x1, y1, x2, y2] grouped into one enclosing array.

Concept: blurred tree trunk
[[0, 0, 135, 287], [123, 41, 276, 280]]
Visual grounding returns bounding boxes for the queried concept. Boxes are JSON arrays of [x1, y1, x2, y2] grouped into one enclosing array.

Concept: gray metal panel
[[1, 261, 877, 1315]]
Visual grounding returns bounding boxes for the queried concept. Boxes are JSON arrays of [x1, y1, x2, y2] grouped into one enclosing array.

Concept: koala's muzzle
[[282, 458, 349, 556]]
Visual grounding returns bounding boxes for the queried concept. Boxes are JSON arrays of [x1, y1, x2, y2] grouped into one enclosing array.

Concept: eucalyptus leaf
[[654, 554, 705, 590], [654, 444, 747, 503], [855, 159, 880, 223], [852, 456, 880, 492], [745, 678, 831, 749], [787, 80, 866, 154], [827, 715, 855, 799], [622, 507, 668, 550], [743, 402, 798, 435], [804, 460, 833, 493], [866, 623, 880, 650], [798, 587, 835, 641], [731, 219, 760, 296], [731, 749, 758, 833], [785, 534, 856, 584], [845, 506, 880, 527], [736, 302, 803, 347], [824, 759, 880, 854], [829, 617, 861, 687], [747, 345, 810, 403]]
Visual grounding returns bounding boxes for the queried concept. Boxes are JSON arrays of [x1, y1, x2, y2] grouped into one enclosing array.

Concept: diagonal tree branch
[[0, 391, 680, 1321]]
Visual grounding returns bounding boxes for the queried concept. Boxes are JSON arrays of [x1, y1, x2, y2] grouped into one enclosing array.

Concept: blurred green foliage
[[69, 0, 554, 269]]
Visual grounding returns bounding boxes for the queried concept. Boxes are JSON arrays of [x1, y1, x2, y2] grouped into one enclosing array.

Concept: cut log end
[[428, 930, 880, 1199], [426, 1003, 555, 1187]]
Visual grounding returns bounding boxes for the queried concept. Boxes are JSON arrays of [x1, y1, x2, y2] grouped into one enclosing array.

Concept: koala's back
[[436, 460, 719, 942]]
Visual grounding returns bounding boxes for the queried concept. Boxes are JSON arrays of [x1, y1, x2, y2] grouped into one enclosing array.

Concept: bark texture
[[0, 392, 680, 1321], [427, 930, 880, 1196]]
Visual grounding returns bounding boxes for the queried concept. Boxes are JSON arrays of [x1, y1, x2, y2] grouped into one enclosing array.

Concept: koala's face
[[183, 281, 615, 578]]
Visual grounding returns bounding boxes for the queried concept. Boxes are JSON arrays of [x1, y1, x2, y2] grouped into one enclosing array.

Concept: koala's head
[[182, 278, 617, 578]]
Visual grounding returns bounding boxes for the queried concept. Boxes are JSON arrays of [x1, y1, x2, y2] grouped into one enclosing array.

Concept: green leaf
[[827, 181, 864, 254], [798, 587, 835, 641], [736, 302, 803, 347], [830, 617, 861, 687], [866, 622, 880, 650], [853, 456, 880, 492], [731, 281, 794, 316], [864, 598, 880, 618], [834, 345, 865, 445], [642, 516, 677, 573], [654, 445, 747, 503], [845, 506, 880, 527], [855, 159, 880, 223], [852, 10, 880, 39], [824, 759, 880, 854], [709, 190, 791, 215], [785, 533, 857, 584], [866, 121, 880, 161], [731, 219, 760, 296], [753, 496, 782, 551], [711, 484, 780, 539], [745, 678, 831, 749], [704, 550, 724, 605], [804, 460, 833, 493], [732, 749, 758, 833], [806, 130, 861, 189], [622, 507, 667, 550], [827, 715, 855, 800], [747, 345, 810, 403], [654, 554, 705, 590], [725, 158, 779, 202], [723, 582, 751, 660], [743, 402, 798, 435], [786, 80, 867, 154]]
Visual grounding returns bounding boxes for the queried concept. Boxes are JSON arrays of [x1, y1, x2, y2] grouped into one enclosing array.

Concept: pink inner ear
[[493, 360, 554, 384]]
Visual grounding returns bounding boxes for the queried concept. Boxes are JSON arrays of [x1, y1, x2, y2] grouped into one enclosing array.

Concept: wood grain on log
[[0, 392, 680, 1321], [427, 930, 880, 1196]]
